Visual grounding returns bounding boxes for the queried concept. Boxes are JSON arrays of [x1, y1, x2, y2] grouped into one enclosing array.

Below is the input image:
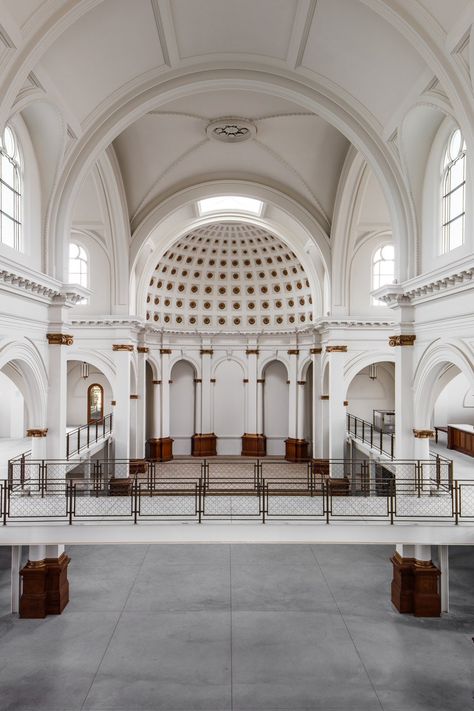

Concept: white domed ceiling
[[146, 223, 314, 332]]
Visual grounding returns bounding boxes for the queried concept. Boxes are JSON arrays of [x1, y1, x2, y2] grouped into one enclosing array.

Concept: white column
[[327, 346, 347, 462], [129, 395, 138, 458], [135, 347, 147, 459], [112, 345, 132, 463], [395, 543, 415, 560], [201, 348, 213, 434], [297, 381, 306, 439], [439, 545, 449, 613], [194, 378, 202, 433], [46, 335, 70, 459], [161, 349, 171, 439], [152, 379, 161, 437], [393, 333, 416, 460], [11, 546, 21, 613], [28, 430, 47, 460], [28, 545, 46, 563], [287, 350, 298, 439], [415, 544, 432, 563], [257, 379, 264, 434], [246, 349, 258, 433], [312, 348, 323, 458], [45, 545, 65, 559]]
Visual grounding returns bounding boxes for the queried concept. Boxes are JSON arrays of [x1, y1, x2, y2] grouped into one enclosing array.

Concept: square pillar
[[391, 333, 416, 460], [327, 345, 347, 464], [311, 348, 323, 459], [112, 344, 133, 463], [46, 333, 73, 458]]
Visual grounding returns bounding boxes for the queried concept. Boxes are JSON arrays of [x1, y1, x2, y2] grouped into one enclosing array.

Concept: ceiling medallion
[[206, 117, 256, 143]]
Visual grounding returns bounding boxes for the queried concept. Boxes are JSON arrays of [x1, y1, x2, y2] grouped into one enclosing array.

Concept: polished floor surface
[[0, 543, 473, 711]]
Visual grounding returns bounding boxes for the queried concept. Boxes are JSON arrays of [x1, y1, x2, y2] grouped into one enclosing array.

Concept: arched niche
[[213, 359, 245, 455], [170, 360, 196, 455], [263, 360, 289, 456], [0, 370, 25, 439], [66, 360, 113, 427], [346, 361, 395, 423]]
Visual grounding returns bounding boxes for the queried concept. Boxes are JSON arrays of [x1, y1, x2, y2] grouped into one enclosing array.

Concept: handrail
[[346, 412, 395, 458], [66, 413, 113, 459]]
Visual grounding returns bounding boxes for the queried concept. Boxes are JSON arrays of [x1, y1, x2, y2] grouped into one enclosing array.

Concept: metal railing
[[347, 413, 395, 458], [66, 413, 113, 459], [2, 455, 469, 527]]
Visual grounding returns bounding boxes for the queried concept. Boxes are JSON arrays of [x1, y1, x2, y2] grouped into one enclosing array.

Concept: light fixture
[[81, 362, 89, 380], [369, 364, 377, 381]]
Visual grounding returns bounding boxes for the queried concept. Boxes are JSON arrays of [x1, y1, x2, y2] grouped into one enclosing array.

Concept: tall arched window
[[372, 244, 395, 304], [69, 242, 88, 287], [87, 383, 104, 423], [442, 128, 466, 253], [0, 125, 22, 250]]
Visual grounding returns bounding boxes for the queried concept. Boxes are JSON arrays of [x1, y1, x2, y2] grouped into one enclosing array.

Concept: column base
[[129, 458, 147, 475], [19, 561, 47, 618], [191, 434, 217, 457], [390, 554, 441, 617], [146, 437, 173, 461], [391, 552, 415, 613], [20, 553, 71, 618], [285, 438, 309, 462], [45, 553, 70, 615], [109, 477, 133, 496], [413, 561, 441, 617], [241, 434, 266, 457], [328, 477, 350, 496]]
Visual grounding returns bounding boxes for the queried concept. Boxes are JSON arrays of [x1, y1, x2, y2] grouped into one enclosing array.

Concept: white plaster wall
[[170, 360, 195, 455], [346, 363, 395, 422], [67, 363, 113, 426], [214, 360, 245, 455], [263, 361, 289, 456], [433, 372, 474, 426], [0, 372, 25, 438]]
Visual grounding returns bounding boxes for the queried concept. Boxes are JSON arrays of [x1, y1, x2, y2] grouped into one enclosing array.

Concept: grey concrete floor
[[0, 543, 473, 711]]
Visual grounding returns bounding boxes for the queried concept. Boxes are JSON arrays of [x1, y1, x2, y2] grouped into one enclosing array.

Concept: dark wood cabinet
[[447, 425, 474, 457]]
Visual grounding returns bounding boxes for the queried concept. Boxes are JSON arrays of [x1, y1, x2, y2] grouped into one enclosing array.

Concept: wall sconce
[[81, 362, 90, 380], [369, 364, 377, 381]]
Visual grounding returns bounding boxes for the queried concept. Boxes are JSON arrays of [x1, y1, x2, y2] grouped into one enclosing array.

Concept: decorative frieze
[[160, 348, 172, 355], [287, 349, 299, 355], [326, 345, 347, 353], [310, 347, 322, 354], [26, 428, 48, 438], [47, 333, 73, 346], [200, 349, 213, 355], [246, 349, 259, 355], [112, 344, 134, 352], [137, 346, 149, 353], [413, 429, 435, 439], [389, 335, 416, 347]]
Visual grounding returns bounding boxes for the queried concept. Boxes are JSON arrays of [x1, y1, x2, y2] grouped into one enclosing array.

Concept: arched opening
[[431, 365, 474, 460], [170, 360, 196, 456], [87, 383, 104, 424], [67, 361, 113, 428], [263, 360, 289, 456], [214, 360, 245, 456]]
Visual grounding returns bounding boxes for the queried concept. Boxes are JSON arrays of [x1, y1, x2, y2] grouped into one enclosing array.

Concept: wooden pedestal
[[328, 477, 350, 496], [45, 553, 70, 615], [109, 477, 133, 496], [391, 554, 441, 617], [191, 434, 217, 457], [391, 553, 415, 613], [129, 459, 147, 475], [20, 553, 71, 618], [241, 434, 266, 457], [285, 438, 309, 462], [147, 437, 173, 461], [413, 562, 441, 617]]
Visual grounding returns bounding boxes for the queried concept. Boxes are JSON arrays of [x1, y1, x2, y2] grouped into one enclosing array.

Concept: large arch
[[45, 69, 418, 287], [0, 338, 48, 426]]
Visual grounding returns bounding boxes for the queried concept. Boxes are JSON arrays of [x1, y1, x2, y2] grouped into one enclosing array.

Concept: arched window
[[442, 128, 466, 253], [87, 383, 104, 423], [0, 125, 22, 250], [69, 242, 88, 287], [372, 244, 395, 304]]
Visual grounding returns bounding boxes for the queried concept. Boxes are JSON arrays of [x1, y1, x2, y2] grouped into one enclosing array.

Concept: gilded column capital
[[137, 346, 149, 353], [47, 333, 73, 346], [413, 429, 435, 439], [26, 428, 48, 438], [325, 345, 347, 353], [112, 344, 134, 351], [310, 347, 322, 354], [389, 335, 416, 347]]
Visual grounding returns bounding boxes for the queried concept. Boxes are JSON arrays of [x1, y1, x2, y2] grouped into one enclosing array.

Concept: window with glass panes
[[442, 129, 466, 253], [372, 244, 395, 304], [0, 126, 22, 250]]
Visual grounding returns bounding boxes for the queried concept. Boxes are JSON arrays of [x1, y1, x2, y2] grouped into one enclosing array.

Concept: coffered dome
[[146, 222, 314, 332]]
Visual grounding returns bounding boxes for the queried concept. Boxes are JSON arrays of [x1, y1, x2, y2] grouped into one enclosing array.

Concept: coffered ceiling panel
[[170, 0, 298, 60], [39, 0, 166, 123], [301, 0, 427, 126]]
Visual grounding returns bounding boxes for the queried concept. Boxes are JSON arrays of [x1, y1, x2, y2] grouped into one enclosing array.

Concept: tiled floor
[[0, 543, 473, 710]]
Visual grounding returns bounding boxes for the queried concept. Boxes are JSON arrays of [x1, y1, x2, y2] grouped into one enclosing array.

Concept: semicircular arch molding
[[0, 338, 48, 425]]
